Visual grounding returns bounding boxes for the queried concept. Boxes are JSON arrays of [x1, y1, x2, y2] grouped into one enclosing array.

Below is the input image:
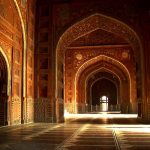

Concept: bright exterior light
[[102, 96, 107, 100], [64, 109, 70, 117], [64, 113, 138, 119], [100, 95, 108, 111]]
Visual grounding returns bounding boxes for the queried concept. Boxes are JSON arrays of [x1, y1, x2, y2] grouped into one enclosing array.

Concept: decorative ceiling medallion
[[76, 53, 83, 60], [122, 51, 128, 59]]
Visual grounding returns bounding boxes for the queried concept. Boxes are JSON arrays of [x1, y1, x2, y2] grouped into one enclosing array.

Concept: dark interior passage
[[0, 52, 7, 126], [92, 79, 117, 111]]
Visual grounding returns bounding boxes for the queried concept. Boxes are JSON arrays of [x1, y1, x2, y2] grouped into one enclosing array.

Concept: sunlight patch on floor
[[64, 112, 138, 119]]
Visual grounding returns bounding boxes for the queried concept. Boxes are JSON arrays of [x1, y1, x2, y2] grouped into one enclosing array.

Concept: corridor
[[0, 113, 150, 150]]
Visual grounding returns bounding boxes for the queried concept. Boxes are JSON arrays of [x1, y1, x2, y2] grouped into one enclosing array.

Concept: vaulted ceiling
[[70, 29, 129, 47]]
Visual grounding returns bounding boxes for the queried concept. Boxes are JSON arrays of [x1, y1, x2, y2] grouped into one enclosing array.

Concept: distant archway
[[75, 55, 131, 113], [79, 63, 128, 108]]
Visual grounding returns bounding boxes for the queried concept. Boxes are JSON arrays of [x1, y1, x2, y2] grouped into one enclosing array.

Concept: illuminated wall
[[0, 0, 35, 125]]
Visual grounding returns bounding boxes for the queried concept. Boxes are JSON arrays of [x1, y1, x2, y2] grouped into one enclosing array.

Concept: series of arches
[[61, 13, 143, 122], [75, 55, 132, 112], [0, 1, 145, 124]]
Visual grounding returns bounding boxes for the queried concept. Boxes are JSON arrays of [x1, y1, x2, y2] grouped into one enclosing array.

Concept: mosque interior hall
[[0, 0, 150, 149]]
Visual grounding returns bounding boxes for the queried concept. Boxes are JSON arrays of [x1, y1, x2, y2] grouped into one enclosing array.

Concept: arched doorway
[[92, 79, 117, 112], [86, 71, 122, 112], [0, 52, 8, 126]]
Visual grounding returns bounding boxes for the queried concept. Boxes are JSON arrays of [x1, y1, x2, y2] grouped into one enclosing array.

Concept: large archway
[[56, 13, 143, 122]]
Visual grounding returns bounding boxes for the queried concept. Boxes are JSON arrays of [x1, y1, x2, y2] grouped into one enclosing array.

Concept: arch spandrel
[[57, 13, 141, 57]]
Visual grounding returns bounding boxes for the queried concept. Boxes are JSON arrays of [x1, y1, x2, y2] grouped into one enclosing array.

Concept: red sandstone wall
[[0, 0, 35, 125], [0, 0, 23, 125]]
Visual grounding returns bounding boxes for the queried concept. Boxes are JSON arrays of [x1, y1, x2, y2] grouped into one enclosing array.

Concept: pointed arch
[[85, 68, 122, 106], [74, 55, 131, 113]]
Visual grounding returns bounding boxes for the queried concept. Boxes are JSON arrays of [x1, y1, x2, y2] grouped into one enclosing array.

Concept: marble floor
[[0, 113, 150, 150]]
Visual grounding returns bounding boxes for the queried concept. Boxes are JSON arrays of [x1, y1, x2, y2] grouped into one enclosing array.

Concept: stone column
[[56, 98, 64, 123]]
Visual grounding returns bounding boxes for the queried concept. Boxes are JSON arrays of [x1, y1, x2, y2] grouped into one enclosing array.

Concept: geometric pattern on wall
[[34, 98, 53, 122]]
